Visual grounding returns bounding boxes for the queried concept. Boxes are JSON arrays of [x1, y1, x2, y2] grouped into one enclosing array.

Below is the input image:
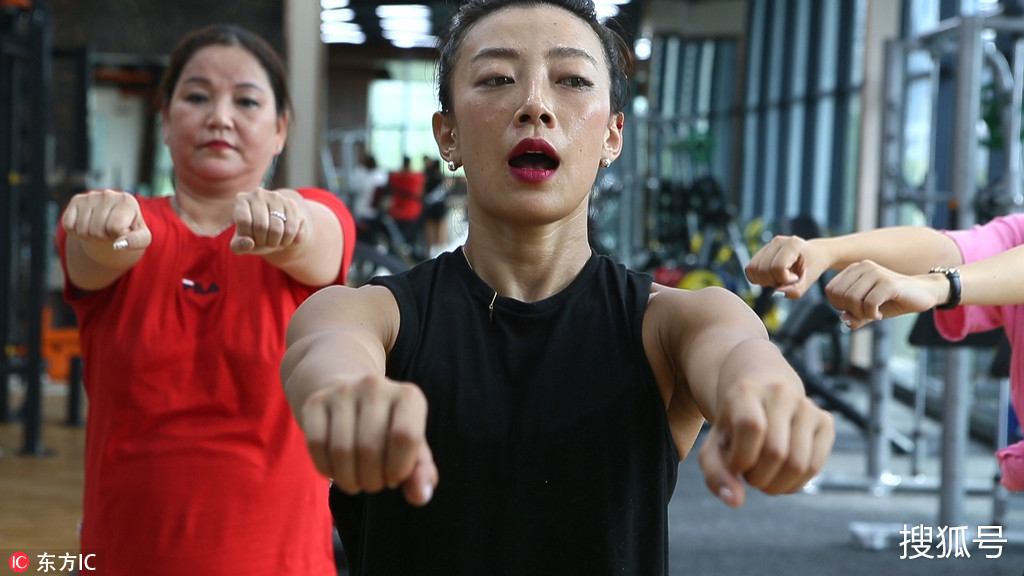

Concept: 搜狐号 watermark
[[899, 524, 1006, 559]]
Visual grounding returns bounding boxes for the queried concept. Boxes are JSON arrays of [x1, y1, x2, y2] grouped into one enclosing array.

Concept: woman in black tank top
[[281, 2, 835, 574]]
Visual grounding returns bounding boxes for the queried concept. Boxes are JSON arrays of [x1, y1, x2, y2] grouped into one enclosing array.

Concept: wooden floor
[[0, 383, 85, 553]]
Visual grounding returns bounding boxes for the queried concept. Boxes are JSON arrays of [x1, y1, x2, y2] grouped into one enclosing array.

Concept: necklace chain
[[462, 245, 497, 321], [171, 196, 233, 236]]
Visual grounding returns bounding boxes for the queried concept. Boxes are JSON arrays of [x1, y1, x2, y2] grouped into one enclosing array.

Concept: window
[[366, 65, 438, 172], [740, 0, 866, 234]]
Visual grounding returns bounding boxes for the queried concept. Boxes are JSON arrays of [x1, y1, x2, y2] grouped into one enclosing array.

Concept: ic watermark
[[5, 551, 100, 573]]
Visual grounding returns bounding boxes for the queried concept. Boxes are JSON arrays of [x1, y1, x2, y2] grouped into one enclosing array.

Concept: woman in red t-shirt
[[57, 24, 355, 575]]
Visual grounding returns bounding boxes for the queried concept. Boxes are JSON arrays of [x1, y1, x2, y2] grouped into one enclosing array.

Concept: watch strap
[[929, 266, 961, 310]]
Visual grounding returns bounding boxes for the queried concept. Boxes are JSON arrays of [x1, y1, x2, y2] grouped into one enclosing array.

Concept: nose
[[207, 95, 234, 130], [515, 79, 554, 127]]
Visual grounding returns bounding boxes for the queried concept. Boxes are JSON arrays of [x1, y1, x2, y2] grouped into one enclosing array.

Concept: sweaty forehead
[[459, 4, 605, 65]]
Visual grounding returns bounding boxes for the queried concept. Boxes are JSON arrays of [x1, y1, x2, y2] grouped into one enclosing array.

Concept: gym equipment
[[1, 0, 51, 455], [843, 10, 1024, 533]]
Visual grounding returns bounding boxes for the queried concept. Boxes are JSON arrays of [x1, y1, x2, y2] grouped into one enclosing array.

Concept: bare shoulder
[[288, 284, 400, 347], [646, 283, 757, 327], [644, 282, 769, 355]]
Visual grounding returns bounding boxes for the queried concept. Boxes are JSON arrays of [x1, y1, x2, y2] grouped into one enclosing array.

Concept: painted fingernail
[[718, 486, 734, 502], [421, 484, 434, 502], [112, 238, 128, 250]]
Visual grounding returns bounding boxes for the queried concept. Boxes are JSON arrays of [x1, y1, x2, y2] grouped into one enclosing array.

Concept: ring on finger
[[269, 210, 287, 223]]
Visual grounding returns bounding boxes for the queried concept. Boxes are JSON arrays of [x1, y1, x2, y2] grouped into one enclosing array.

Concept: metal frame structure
[[0, 0, 51, 455]]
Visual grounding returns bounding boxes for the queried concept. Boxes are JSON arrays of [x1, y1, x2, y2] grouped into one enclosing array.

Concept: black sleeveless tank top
[[331, 249, 678, 575]]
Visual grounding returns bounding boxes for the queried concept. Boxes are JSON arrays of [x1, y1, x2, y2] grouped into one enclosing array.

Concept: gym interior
[[3, 0, 1024, 574]]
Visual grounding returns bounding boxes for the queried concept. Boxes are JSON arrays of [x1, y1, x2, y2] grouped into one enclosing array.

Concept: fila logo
[[182, 278, 220, 295]]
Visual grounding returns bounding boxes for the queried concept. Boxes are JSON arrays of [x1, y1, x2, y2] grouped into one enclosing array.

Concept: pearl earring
[[448, 160, 457, 171], [601, 158, 611, 168]]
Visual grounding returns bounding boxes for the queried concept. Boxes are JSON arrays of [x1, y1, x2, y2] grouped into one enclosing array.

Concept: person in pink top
[[746, 213, 1024, 490], [57, 24, 355, 575]]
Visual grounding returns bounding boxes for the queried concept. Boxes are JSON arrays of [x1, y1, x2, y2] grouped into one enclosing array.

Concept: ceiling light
[[389, 36, 439, 49], [321, 8, 355, 22], [380, 19, 432, 33], [376, 5, 432, 19], [634, 37, 652, 60], [321, 21, 362, 34], [320, 0, 349, 8], [321, 32, 366, 45]]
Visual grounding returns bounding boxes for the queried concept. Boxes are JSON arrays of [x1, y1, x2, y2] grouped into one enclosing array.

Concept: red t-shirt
[[387, 170, 425, 222], [57, 188, 355, 575]]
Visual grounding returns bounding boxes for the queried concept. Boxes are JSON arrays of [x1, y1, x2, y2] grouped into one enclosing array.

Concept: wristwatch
[[928, 266, 961, 310]]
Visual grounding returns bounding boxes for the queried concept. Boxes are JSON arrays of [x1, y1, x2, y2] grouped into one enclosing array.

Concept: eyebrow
[[181, 76, 266, 92], [470, 45, 599, 67]]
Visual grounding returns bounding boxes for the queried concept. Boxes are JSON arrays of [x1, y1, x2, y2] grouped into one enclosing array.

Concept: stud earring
[[448, 160, 457, 171], [601, 158, 611, 168]]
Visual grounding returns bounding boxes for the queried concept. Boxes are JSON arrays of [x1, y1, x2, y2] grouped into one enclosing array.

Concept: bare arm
[[955, 242, 1024, 306], [62, 189, 152, 291], [827, 242, 1024, 328], [746, 227, 962, 299], [232, 188, 344, 287], [281, 284, 437, 505], [645, 285, 835, 508]]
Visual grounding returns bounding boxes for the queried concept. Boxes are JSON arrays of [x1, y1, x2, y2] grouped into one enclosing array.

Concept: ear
[[275, 110, 290, 153], [604, 111, 625, 162], [432, 111, 458, 166]]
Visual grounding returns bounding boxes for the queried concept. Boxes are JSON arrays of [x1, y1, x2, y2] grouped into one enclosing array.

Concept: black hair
[[435, 0, 634, 115]]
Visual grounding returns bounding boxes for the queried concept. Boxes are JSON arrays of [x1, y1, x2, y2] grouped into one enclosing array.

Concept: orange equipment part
[[41, 306, 81, 381]]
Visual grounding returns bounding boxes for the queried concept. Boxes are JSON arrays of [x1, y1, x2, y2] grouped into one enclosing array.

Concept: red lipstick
[[202, 140, 234, 151], [507, 138, 560, 183]]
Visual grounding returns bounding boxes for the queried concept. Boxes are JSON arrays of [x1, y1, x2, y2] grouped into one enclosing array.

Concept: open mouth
[[508, 151, 559, 171]]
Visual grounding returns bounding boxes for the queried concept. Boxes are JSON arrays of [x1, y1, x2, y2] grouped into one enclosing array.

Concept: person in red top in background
[[387, 155, 426, 251], [56, 24, 355, 576]]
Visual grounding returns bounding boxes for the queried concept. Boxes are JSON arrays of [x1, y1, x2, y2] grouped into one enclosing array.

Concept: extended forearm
[[954, 243, 1024, 306], [702, 338, 802, 424], [281, 325, 387, 413], [814, 226, 961, 274], [64, 235, 144, 291], [263, 198, 344, 287]]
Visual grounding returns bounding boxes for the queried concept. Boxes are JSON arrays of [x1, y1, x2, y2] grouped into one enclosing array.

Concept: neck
[[462, 236, 591, 303], [171, 194, 234, 236]]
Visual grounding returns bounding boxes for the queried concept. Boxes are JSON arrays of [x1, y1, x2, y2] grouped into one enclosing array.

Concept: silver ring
[[269, 210, 287, 223]]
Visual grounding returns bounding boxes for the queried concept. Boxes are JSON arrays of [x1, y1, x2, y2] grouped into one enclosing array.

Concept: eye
[[482, 75, 514, 87], [560, 76, 594, 89], [183, 92, 209, 104], [237, 97, 260, 108]]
